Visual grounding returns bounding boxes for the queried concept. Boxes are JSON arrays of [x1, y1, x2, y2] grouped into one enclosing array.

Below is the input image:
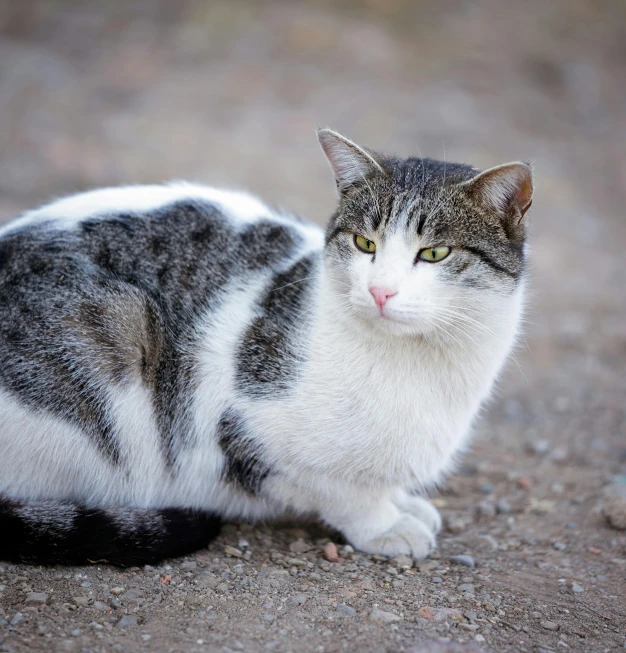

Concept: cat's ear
[[464, 162, 534, 224], [317, 128, 384, 192]]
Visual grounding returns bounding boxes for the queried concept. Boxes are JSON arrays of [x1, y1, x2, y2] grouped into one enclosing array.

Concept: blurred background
[[0, 0, 625, 643]]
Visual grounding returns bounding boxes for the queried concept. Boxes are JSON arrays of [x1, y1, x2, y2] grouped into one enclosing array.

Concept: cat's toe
[[355, 514, 436, 559], [398, 495, 442, 534]]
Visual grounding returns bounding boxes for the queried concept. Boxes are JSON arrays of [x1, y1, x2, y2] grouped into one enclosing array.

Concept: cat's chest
[[327, 344, 476, 435], [249, 338, 485, 486]]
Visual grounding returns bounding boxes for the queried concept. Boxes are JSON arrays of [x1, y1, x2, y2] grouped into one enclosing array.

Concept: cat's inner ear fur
[[317, 128, 384, 193], [464, 162, 534, 225]]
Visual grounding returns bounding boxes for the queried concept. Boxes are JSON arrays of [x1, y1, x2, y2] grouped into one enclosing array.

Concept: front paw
[[351, 513, 436, 558], [396, 495, 442, 535]]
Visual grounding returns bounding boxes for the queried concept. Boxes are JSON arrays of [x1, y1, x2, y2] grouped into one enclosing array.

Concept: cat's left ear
[[317, 128, 384, 193], [464, 162, 534, 225]]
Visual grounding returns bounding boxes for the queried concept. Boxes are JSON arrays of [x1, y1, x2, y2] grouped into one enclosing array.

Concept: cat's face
[[319, 129, 533, 337]]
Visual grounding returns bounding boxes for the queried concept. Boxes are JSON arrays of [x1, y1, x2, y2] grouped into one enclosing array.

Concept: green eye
[[418, 246, 451, 262], [354, 234, 376, 254]]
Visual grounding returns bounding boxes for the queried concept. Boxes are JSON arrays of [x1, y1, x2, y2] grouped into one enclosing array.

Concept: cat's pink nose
[[369, 286, 397, 310]]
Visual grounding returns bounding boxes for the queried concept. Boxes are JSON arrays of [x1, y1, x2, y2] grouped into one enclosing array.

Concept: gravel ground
[[0, 1, 625, 651]]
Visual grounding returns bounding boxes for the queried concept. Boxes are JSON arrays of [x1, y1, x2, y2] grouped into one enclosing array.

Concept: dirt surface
[[0, 1, 625, 651]]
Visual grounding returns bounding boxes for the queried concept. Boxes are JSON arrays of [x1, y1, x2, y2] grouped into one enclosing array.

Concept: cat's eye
[[418, 246, 451, 263], [354, 234, 376, 254]]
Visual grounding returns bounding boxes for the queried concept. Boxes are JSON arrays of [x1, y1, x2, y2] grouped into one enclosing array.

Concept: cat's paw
[[351, 513, 436, 558], [396, 495, 442, 535]]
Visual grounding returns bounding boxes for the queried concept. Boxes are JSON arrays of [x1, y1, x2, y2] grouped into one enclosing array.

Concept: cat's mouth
[[379, 310, 410, 324], [362, 305, 426, 334]]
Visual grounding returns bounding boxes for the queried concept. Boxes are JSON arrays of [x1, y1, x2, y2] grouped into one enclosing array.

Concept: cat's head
[[318, 129, 533, 338]]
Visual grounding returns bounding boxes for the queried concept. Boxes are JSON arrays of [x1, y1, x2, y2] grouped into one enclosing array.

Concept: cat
[[0, 129, 533, 566]]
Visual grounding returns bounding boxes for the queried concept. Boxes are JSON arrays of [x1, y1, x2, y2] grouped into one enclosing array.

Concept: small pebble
[[322, 542, 339, 563], [553, 541, 567, 551], [369, 607, 401, 623], [120, 589, 143, 601], [117, 615, 137, 628], [288, 539, 311, 555], [477, 500, 496, 518], [416, 560, 440, 572], [603, 497, 626, 530], [445, 516, 470, 534], [540, 620, 559, 631], [391, 554, 413, 569], [71, 629, 82, 637], [458, 583, 475, 594], [550, 481, 564, 494], [336, 604, 356, 617], [571, 582, 584, 593], [290, 594, 307, 605], [24, 592, 48, 605], [224, 546, 243, 558], [496, 498, 512, 514], [10, 612, 24, 626], [449, 555, 475, 568], [527, 439, 550, 456], [458, 623, 480, 632], [416, 606, 463, 622], [431, 576, 443, 583], [262, 614, 275, 622], [479, 483, 494, 494]]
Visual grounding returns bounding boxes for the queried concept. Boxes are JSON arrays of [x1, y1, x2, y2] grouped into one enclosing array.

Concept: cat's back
[[0, 183, 322, 301]]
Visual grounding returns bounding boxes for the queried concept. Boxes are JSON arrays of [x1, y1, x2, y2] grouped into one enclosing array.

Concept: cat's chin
[[357, 310, 433, 338]]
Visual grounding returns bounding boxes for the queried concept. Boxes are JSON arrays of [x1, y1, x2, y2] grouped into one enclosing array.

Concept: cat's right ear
[[463, 162, 534, 225], [316, 128, 384, 193]]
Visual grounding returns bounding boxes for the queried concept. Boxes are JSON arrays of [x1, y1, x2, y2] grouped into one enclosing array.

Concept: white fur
[[2, 183, 301, 235], [0, 184, 524, 558]]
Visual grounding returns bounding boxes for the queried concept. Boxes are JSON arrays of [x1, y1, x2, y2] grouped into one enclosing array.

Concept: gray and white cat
[[0, 129, 533, 565]]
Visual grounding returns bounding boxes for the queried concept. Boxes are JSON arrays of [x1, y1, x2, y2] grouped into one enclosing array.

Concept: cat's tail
[[0, 496, 222, 567]]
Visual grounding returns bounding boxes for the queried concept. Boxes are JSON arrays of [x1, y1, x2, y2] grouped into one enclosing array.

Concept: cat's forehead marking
[[375, 185, 449, 244]]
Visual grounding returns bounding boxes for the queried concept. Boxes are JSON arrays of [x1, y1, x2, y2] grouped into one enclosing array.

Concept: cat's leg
[[392, 489, 442, 536], [264, 477, 437, 558], [318, 489, 437, 558]]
